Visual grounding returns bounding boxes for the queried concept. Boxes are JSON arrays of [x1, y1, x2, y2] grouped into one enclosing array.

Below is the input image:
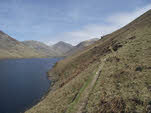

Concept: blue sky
[[0, 0, 151, 45]]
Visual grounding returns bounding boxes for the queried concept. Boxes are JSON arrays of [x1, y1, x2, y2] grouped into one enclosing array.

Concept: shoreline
[[23, 82, 52, 113], [0, 56, 63, 61], [0, 57, 63, 113], [0, 57, 62, 113], [23, 73, 58, 113], [23, 75, 54, 113], [24, 60, 61, 113]]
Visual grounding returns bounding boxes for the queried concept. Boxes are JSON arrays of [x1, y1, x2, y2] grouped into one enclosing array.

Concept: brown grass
[[26, 9, 151, 113]]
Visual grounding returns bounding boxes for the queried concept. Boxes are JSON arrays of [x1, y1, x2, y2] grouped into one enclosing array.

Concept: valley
[[0, 1, 151, 112]]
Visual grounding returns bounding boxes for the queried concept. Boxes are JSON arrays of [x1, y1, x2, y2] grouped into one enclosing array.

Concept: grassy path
[[65, 73, 93, 113], [66, 60, 105, 113]]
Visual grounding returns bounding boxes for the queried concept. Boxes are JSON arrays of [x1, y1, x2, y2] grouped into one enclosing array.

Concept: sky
[[0, 0, 151, 45]]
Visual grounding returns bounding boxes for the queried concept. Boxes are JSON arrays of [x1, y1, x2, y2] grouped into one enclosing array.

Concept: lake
[[0, 58, 61, 113]]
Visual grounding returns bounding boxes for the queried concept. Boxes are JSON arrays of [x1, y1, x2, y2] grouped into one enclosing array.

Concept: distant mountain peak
[[52, 41, 73, 54], [55, 41, 73, 46], [0, 31, 42, 59], [66, 38, 99, 56], [22, 40, 61, 57], [76, 38, 99, 48]]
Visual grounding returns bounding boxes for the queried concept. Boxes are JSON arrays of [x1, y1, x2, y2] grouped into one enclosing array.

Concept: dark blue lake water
[[0, 58, 61, 113]]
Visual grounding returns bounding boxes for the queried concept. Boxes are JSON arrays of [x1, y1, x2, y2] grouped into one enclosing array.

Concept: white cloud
[[60, 25, 118, 45], [56, 4, 151, 45], [108, 4, 151, 27]]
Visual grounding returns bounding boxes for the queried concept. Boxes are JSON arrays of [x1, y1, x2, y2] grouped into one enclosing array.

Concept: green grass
[[66, 74, 93, 113]]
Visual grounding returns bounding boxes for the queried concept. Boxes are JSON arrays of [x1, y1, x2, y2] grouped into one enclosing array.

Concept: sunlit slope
[[26, 9, 151, 113], [66, 38, 99, 56], [0, 31, 42, 59]]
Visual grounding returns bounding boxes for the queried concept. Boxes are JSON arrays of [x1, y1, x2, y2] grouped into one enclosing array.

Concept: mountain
[[22, 40, 61, 57], [26, 9, 151, 113], [52, 41, 73, 55], [22, 40, 74, 57], [76, 38, 99, 47], [0, 31, 96, 59], [0, 31, 42, 59], [66, 38, 99, 55]]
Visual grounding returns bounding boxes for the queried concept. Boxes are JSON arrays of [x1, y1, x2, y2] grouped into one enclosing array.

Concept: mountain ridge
[[0, 31, 98, 59], [52, 41, 73, 55], [0, 31, 42, 59], [66, 38, 99, 56], [22, 40, 61, 57]]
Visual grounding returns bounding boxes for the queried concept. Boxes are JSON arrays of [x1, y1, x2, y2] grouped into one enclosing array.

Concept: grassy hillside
[[66, 38, 99, 56], [0, 31, 43, 59], [22, 40, 62, 57], [52, 41, 73, 55], [26, 9, 151, 113]]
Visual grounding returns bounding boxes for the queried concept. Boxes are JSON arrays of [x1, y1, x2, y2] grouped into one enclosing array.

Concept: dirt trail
[[75, 64, 104, 113], [66, 59, 105, 113]]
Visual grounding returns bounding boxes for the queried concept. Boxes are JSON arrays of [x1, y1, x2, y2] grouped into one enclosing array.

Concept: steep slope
[[52, 41, 73, 55], [0, 31, 42, 59], [26, 10, 151, 113], [22, 40, 61, 57], [66, 38, 99, 55]]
